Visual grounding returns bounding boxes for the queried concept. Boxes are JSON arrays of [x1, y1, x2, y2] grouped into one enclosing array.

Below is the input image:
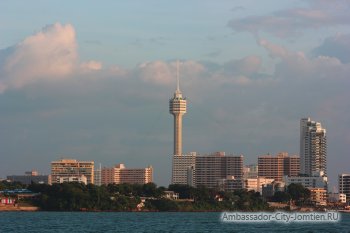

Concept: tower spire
[[175, 60, 182, 97], [177, 60, 180, 92]]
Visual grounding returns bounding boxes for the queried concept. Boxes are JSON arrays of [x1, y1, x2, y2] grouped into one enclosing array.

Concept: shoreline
[[2, 208, 350, 213]]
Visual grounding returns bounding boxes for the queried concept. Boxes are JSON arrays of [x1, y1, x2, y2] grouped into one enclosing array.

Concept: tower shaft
[[173, 113, 184, 156]]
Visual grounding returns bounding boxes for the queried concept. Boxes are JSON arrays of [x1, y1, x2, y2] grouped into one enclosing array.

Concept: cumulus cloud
[[0, 23, 77, 90], [0, 23, 106, 92], [228, 0, 350, 38]]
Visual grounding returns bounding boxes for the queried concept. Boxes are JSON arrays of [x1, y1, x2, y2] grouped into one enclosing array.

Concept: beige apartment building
[[194, 152, 243, 188], [101, 164, 153, 185], [309, 188, 327, 206], [258, 152, 300, 182], [172, 152, 196, 186], [51, 159, 94, 184]]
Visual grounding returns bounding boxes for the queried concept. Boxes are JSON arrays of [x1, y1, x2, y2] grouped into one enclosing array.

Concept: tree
[[287, 183, 310, 205], [273, 191, 291, 202], [168, 184, 194, 199]]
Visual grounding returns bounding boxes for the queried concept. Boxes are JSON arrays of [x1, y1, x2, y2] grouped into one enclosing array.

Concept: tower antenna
[[176, 60, 180, 92]]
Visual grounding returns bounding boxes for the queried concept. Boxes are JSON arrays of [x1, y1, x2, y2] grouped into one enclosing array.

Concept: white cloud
[[0, 23, 78, 90], [0, 23, 107, 92]]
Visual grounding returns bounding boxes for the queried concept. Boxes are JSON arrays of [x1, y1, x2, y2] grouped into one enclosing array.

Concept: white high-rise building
[[169, 61, 187, 156], [94, 163, 102, 186], [300, 118, 327, 176]]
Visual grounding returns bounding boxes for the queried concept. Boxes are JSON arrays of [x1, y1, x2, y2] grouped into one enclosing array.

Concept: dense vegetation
[[271, 183, 311, 206], [0, 180, 27, 190], [20, 182, 268, 211], [1, 180, 311, 211]]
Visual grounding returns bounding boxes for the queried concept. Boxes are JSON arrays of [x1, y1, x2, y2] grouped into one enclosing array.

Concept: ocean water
[[0, 212, 349, 233]]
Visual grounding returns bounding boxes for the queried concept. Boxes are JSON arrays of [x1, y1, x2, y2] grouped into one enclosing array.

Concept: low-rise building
[[244, 177, 274, 193], [283, 171, 328, 190], [163, 191, 179, 200], [328, 193, 347, 204], [309, 188, 327, 206], [7, 170, 49, 185]]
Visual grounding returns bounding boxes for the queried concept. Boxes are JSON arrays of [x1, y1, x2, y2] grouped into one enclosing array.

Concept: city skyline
[[0, 1, 350, 187]]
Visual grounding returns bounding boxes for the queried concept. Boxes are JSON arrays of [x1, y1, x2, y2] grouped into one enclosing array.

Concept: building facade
[[243, 164, 258, 179], [194, 152, 243, 188], [94, 164, 102, 186], [244, 177, 275, 193], [219, 176, 244, 192], [101, 164, 153, 185], [57, 175, 87, 185], [309, 188, 327, 206], [7, 170, 49, 185], [258, 152, 300, 182], [339, 174, 350, 203], [172, 152, 196, 185], [51, 159, 94, 184], [283, 171, 328, 190], [300, 118, 327, 176], [328, 193, 347, 204]]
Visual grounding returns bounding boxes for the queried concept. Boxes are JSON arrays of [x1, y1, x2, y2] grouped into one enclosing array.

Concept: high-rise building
[[51, 159, 94, 184], [172, 152, 196, 185], [300, 118, 327, 176], [169, 61, 187, 156], [94, 164, 102, 186], [258, 152, 300, 182], [195, 152, 243, 188], [339, 174, 350, 203], [101, 164, 153, 185]]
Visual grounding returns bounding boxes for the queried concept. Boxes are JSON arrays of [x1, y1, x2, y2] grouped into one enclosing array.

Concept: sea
[[0, 212, 349, 233]]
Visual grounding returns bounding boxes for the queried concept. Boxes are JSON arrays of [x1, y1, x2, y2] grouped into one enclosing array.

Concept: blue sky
[[0, 0, 350, 188]]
